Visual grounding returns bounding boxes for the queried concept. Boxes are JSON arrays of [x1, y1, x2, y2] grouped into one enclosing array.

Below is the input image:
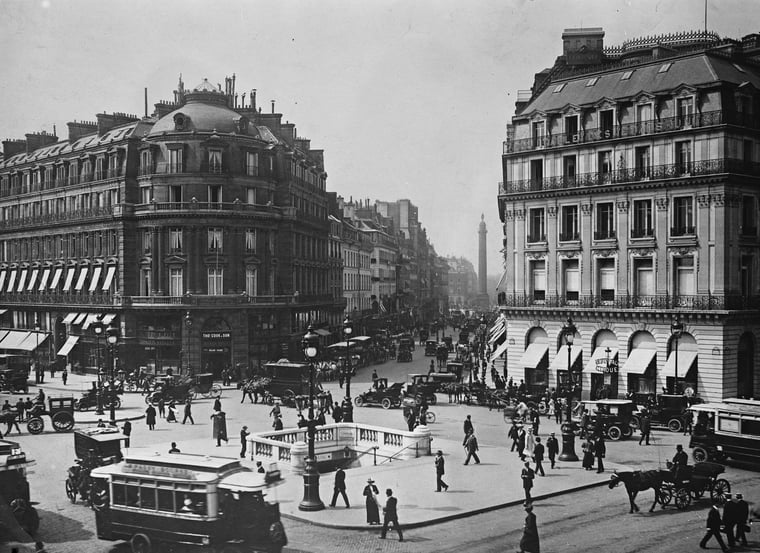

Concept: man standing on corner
[[239, 425, 250, 459], [638, 409, 651, 445], [330, 467, 349, 508], [521, 461, 535, 502], [434, 450, 448, 492], [379, 488, 403, 542]]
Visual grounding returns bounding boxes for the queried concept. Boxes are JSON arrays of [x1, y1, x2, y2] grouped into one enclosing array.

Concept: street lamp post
[[671, 317, 683, 395], [33, 315, 40, 380], [558, 316, 579, 462], [93, 322, 104, 416], [342, 317, 354, 423], [478, 314, 487, 389], [299, 325, 325, 511], [106, 324, 119, 426]]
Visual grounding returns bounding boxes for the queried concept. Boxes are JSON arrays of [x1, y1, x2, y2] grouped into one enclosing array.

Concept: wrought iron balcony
[[671, 225, 696, 237], [503, 109, 759, 154], [0, 206, 114, 229], [594, 230, 616, 240], [501, 158, 760, 195], [527, 233, 546, 243], [631, 227, 654, 239], [497, 293, 760, 311], [559, 231, 580, 242]]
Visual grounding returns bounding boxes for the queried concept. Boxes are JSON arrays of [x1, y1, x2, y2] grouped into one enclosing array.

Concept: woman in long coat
[[362, 478, 380, 524], [211, 410, 228, 446], [581, 437, 595, 470], [145, 404, 156, 430]]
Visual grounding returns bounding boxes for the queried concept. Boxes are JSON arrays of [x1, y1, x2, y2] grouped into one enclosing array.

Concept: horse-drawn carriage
[[65, 427, 126, 505], [354, 378, 405, 409], [144, 375, 197, 405], [25, 396, 76, 434]]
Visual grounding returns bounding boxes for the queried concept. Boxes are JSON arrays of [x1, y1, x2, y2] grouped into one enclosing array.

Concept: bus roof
[[91, 450, 244, 483], [689, 400, 760, 417]]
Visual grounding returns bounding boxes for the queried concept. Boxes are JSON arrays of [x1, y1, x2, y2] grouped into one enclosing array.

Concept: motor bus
[[688, 398, 760, 464], [89, 449, 287, 553]]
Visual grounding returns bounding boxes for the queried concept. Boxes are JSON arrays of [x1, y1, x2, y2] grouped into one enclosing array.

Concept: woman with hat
[[363, 477, 380, 525]]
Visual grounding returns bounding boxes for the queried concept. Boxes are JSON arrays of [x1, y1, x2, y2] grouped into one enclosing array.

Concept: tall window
[[208, 228, 223, 252], [560, 205, 579, 241], [246, 152, 259, 176], [672, 196, 694, 236], [169, 267, 183, 296], [565, 115, 578, 142], [563, 155, 576, 184], [142, 230, 151, 253], [140, 186, 152, 204], [563, 259, 579, 302], [675, 141, 692, 174], [636, 104, 652, 134], [140, 268, 151, 296], [81, 160, 92, 181], [635, 146, 651, 179], [676, 97, 694, 127], [532, 121, 546, 148], [674, 256, 695, 298], [169, 185, 182, 205], [632, 199, 653, 238], [246, 188, 256, 205], [597, 258, 616, 301], [530, 159, 543, 188], [140, 150, 152, 175], [528, 208, 545, 243], [207, 268, 223, 295], [169, 229, 182, 252], [740, 255, 753, 297], [208, 150, 222, 174], [633, 258, 654, 300], [595, 202, 615, 239], [742, 196, 757, 236], [208, 185, 222, 206], [168, 148, 183, 173], [599, 109, 614, 138], [530, 259, 546, 301], [245, 267, 257, 296], [245, 229, 256, 252], [598, 150, 613, 182]]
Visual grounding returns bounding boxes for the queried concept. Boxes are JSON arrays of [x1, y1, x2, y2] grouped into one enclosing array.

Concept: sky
[[0, 0, 758, 275]]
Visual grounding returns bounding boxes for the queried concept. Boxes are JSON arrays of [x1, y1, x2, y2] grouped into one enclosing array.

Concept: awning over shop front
[[88, 267, 102, 292], [74, 268, 89, 291], [5, 271, 16, 293], [72, 313, 88, 325], [0, 310, 7, 315], [0, 271, 6, 292], [17, 331, 48, 352], [662, 350, 698, 379], [16, 270, 27, 292], [62, 312, 79, 324], [57, 335, 80, 357], [488, 322, 507, 347], [549, 345, 583, 371], [38, 268, 50, 291], [314, 328, 332, 337], [0, 331, 31, 350], [102, 266, 116, 291], [100, 313, 117, 325], [50, 267, 63, 289], [518, 342, 548, 368], [62, 268, 75, 292], [622, 348, 657, 375], [489, 340, 509, 363], [81, 313, 101, 330], [585, 347, 619, 373], [352, 336, 372, 342], [26, 269, 38, 291]]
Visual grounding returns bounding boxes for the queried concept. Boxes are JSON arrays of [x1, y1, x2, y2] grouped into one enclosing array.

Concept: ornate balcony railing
[[631, 227, 654, 239], [671, 225, 696, 237], [0, 206, 114, 229], [594, 230, 616, 240], [500, 158, 760, 195], [0, 292, 302, 307], [503, 109, 760, 154], [134, 201, 291, 217], [497, 293, 760, 311]]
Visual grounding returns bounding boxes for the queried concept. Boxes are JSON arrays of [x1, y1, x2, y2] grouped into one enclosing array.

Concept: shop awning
[[62, 268, 76, 292], [74, 268, 89, 291], [518, 342, 548, 368], [62, 312, 79, 324], [5, 270, 16, 293], [81, 313, 101, 330], [102, 266, 116, 291], [72, 313, 88, 325], [16, 269, 27, 292], [585, 346, 619, 373], [489, 340, 509, 363], [662, 350, 698, 378], [489, 317, 506, 338], [0, 271, 6, 292], [57, 335, 80, 357], [488, 324, 507, 347], [16, 331, 48, 352], [0, 331, 31, 350], [549, 345, 583, 371], [0, 310, 7, 315], [50, 267, 63, 289], [100, 313, 117, 325], [314, 328, 332, 337], [352, 336, 372, 342], [88, 266, 102, 292], [26, 269, 38, 291], [38, 268, 50, 291], [622, 348, 657, 375]]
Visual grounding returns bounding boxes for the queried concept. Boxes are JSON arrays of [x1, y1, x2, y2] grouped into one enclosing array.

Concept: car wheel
[[667, 418, 683, 433], [607, 425, 622, 441], [425, 411, 436, 424], [354, 396, 364, 407], [131, 533, 152, 553], [622, 426, 633, 438], [381, 398, 392, 409], [429, 395, 437, 406], [692, 446, 709, 463], [52, 411, 75, 432], [27, 418, 44, 434]]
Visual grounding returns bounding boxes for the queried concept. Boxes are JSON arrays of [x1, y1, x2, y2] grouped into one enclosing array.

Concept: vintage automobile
[[0, 439, 39, 535], [424, 340, 438, 357], [191, 372, 223, 399], [26, 396, 76, 434], [75, 385, 122, 411], [262, 360, 324, 407], [354, 378, 405, 409], [428, 361, 463, 390], [90, 450, 287, 553], [405, 374, 438, 405], [688, 398, 760, 464], [144, 375, 197, 405], [0, 368, 29, 394], [634, 393, 701, 433], [396, 343, 413, 363], [66, 426, 126, 505], [574, 399, 637, 440]]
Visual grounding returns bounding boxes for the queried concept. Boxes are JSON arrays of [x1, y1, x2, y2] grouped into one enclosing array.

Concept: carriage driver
[[668, 444, 689, 481]]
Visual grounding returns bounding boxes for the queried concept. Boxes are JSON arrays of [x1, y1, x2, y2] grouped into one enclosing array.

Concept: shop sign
[[595, 358, 618, 374], [123, 462, 197, 480], [202, 332, 231, 339]]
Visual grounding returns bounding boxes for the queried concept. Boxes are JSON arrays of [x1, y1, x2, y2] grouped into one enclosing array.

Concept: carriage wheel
[[65, 478, 77, 503], [607, 425, 622, 441], [621, 426, 633, 438], [660, 486, 673, 506], [27, 417, 44, 434], [210, 384, 222, 398], [52, 411, 75, 432], [537, 402, 547, 414], [266, 394, 275, 406], [692, 447, 709, 463], [354, 396, 364, 407], [667, 418, 683, 433], [675, 488, 692, 510], [126, 382, 137, 392], [690, 486, 706, 499], [425, 411, 436, 424], [110, 396, 122, 410], [711, 479, 730, 505], [429, 394, 437, 406], [131, 533, 152, 553]]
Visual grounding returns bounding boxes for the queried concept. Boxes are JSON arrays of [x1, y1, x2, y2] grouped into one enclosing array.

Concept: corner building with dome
[[0, 76, 344, 377], [497, 28, 760, 403]]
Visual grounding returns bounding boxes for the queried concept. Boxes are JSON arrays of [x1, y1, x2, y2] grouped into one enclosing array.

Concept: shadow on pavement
[[34, 508, 95, 543]]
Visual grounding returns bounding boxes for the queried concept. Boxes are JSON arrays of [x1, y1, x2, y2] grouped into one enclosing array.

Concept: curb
[[279, 479, 610, 530], [75, 414, 146, 425]]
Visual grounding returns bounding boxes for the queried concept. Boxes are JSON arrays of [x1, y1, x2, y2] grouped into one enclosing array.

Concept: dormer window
[[586, 77, 599, 87], [553, 83, 566, 93], [621, 70, 634, 80], [173, 112, 187, 131], [658, 62, 673, 73]]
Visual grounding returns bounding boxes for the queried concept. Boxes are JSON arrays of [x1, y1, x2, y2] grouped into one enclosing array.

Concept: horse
[[609, 470, 670, 513]]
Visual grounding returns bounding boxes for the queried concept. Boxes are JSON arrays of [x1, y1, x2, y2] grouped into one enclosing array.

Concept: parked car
[[424, 340, 438, 356], [354, 378, 405, 409], [634, 394, 701, 432], [574, 399, 637, 440]]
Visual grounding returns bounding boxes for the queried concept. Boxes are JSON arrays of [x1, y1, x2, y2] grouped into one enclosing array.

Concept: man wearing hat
[[723, 493, 740, 548], [330, 466, 350, 508], [434, 450, 449, 492], [735, 493, 749, 547], [700, 502, 729, 551], [518, 501, 540, 553], [546, 432, 559, 469]]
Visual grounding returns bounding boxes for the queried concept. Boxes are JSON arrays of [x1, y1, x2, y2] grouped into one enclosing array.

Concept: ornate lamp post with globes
[[299, 325, 325, 511], [106, 324, 119, 426], [93, 321, 105, 416], [558, 316, 579, 462], [342, 317, 355, 423], [670, 317, 683, 395]]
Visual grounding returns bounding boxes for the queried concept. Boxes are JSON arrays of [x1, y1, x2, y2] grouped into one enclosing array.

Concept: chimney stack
[[2, 139, 27, 159], [67, 120, 98, 142], [25, 131, 58, 153], [96, 112, 139, 136], [252, 89, 257, 112]]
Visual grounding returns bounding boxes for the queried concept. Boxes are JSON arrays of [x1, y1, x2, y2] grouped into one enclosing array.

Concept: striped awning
[[489, 340, 509, 363], [0, 271, 6, 291], [88, 266, 102, 292], [62, 312, 79, 324], [57, 335, 80, 357], [38, 268, 51, 291], [102, 266, 116, 291], [50, 267, 63, 289], [62, 268, 76, 292], [74, 268, 88, 291], [72, 313, 88, 325], [26, 269, 39, 291], [100, 313, 117, 325], [5, 270, 16, 292], [16, 269, 27, 292]]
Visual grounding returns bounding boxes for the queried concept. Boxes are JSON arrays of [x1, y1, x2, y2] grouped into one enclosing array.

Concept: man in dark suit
[[638, 410, 651, 445], [735, 493, 749, 547], [546, 432, 559, 469], [379, 488, 403, 541], [594, 433, 606, 473], [700, 503, 729, 551], [521, 461, 535, 502], [434, 450, 448, 492], [330, 467, 349, 508], [723, 494, 739, 548], [532, 437, 545, 476], [462, 415, 473, 445]]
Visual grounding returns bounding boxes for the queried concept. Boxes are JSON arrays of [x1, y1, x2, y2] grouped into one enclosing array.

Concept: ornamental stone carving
[[506, 210, 514, 221], [711, 194, 725, 207], [515, 209, 525, 220], [547, 206, 558, 218], [655, 198, 669, 211], [581, 203, 593, 215], [616, 200, 629, 213], [629, 248, 655, 256], [697, 194, 710, 208]]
